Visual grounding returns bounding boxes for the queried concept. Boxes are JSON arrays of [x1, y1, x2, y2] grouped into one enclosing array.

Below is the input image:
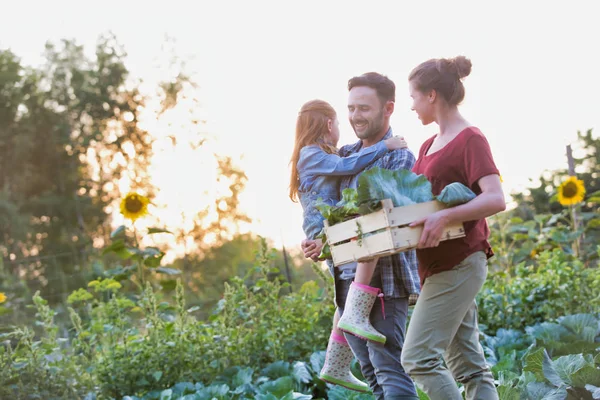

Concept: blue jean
[[335, 268, 418, 400]]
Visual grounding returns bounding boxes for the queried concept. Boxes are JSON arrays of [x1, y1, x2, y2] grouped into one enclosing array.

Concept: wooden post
[[566, 144, 576, 175]]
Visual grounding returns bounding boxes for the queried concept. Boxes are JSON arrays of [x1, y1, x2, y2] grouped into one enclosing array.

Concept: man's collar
[[382, 126, 393, 140]]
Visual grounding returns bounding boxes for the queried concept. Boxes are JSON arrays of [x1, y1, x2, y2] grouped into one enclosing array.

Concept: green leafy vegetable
[[435, 182, 476, 206], [315, 188, 360, 226], [357, 167, 434, 207]]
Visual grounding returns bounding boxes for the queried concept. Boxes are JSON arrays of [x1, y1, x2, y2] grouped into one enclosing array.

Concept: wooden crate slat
[[325, 209, 389, 244], [331, 229, 394, 266], [389, 222, 465, 250], [386, 201, 446, 228]]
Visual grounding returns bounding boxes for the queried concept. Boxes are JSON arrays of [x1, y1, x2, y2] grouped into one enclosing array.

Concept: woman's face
[[409, 81, 435, 125], [325, 116, 340, 146]]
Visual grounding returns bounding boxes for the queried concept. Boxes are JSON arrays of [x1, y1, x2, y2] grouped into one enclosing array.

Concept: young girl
[[289, 99, 407, 392], [401, 56, 504, 400]]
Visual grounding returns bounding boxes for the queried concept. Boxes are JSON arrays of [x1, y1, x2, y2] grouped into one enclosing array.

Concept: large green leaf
[[526, 322, 570, 343], [292, 361, 311, 384], [525, 380, 569, 399], [553, 354, 590, 386], [258, 376, 294, 398], [232, 367, 254, 387], [261, 361, 292, 380], [435, 182, 476, 206], [585, 384, 600, 399], [523, 348, 564, 387], [326, 386, 374, 400], [195, 384, 230, 399], [309, 351, 326, 374], [102, 239, 135, 260], [558, 314, 599, 342], [357, 167, 433, 207], [572, 366, 600, 388]]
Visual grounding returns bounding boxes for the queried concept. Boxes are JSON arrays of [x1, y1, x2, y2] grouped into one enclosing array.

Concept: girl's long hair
[[289, 99, 337, 202]]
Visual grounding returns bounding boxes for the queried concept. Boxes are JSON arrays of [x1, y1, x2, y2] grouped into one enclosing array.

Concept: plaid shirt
[[338, 127, 421, 301]]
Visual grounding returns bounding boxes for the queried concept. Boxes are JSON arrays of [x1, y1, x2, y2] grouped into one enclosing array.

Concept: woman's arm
[[410, 174, 505, 248]]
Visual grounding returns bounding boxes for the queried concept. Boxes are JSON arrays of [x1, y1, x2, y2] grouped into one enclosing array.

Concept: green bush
[[478, 248, 600, 334], [0, 239, 334, 399]]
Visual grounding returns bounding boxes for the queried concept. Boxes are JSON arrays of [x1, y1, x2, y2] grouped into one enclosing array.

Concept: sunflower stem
[[132, 223, 144, 289]]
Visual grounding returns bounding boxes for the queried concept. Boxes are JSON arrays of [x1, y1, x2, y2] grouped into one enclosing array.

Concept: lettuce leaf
[[315, 188, 360, 227]]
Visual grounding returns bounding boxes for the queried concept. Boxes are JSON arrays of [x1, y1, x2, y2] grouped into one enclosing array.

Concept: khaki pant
[[401, 252, 498, 400]]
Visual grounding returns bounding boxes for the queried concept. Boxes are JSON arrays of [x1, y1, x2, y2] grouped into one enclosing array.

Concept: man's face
[[347, 86, 386, 141]]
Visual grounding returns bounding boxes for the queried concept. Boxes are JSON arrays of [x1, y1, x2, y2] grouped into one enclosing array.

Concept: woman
[[289, 99, 407, 392], [400, 56, 504, 400]]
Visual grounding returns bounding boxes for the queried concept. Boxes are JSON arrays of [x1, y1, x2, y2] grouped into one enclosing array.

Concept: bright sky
[[2, 0, 599, 253]]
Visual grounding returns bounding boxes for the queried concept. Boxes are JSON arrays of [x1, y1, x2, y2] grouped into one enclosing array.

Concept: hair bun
[[450, 56, 472, 79]]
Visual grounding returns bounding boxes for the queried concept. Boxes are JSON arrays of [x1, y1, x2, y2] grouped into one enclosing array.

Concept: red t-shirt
[[412, 127, 500, 285]]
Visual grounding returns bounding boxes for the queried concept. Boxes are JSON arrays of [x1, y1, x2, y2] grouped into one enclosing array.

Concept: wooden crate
[[324, 199, 465, 266]]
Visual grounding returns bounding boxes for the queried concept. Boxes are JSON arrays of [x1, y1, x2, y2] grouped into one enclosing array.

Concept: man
[[302, 72, 420, 400]]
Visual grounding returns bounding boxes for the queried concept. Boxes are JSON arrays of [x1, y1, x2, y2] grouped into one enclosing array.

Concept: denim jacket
[[297, 140, 389, 240]]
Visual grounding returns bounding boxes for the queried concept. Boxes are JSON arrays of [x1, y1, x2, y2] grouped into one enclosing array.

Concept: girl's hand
[[384, 135, 408, 150], [409, 210, 450, 248], [301, 239, 323, 262]]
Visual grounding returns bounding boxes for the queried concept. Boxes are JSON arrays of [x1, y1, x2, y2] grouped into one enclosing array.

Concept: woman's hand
[[409, 209, 450, 248], [384, 135, 408, 150]]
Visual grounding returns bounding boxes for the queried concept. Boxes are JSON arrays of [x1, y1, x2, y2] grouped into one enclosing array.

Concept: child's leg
[[332, 307, 343, 336], [337, 257, 386, 343], [320, 307, 370, 393], [353, 258, 379, 285]]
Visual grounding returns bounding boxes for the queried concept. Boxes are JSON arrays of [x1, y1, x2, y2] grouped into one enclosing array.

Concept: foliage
[[102, 222, 179, 291], [0, 37, 155, 302], [478, 248, 600, 334], [508, 129, 600, 263], [0, 238, 334, 399]]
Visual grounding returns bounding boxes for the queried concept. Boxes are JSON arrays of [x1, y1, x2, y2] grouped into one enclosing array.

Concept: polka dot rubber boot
[[319, 332, 370, 393], [337, 282, 386, 344]]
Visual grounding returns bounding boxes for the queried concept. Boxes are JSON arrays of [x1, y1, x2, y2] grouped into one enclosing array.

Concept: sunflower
[[557, 176, 586, 206], [120, 192, 150, 222], [0, 292, 6, 304]]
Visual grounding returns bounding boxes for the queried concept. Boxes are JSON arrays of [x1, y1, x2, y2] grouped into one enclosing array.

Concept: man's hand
[[301, 239, 323, 262], [409, 210, 450, 248]]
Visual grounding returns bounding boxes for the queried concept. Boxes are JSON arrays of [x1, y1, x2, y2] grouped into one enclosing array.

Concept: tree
[[0, 35, 155, 301]]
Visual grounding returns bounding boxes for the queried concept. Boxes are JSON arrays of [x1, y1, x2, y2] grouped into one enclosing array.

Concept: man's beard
[[352, 109, 384, 140]]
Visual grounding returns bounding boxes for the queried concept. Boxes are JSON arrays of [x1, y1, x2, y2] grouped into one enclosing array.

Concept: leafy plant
[[478, 248, 600, 334], [103, 223, 180, 289]]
